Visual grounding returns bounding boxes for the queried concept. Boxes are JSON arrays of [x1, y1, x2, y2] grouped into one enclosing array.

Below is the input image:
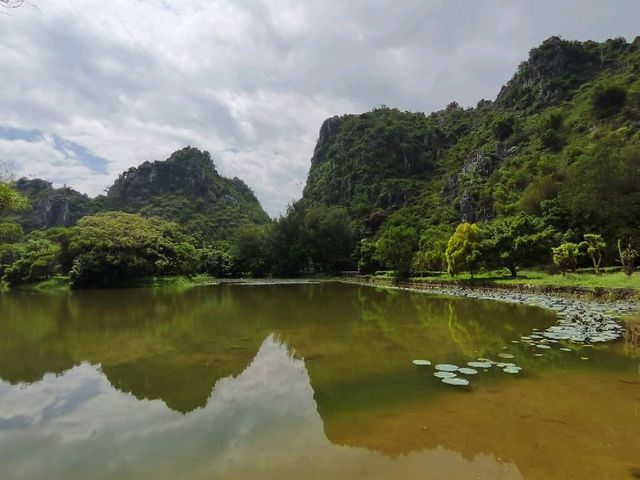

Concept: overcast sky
[[1, 1, 639, 216]]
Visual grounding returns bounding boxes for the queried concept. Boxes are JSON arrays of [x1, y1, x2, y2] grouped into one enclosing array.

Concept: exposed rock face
[[440, 150, 502, 223], [105, 147, 269, 240], [5, 147, 269, 241], [13, 179, 93, 230], [496, 36, 628, 110], [310, 116, 343, 167], [106, 148, 219, 210]]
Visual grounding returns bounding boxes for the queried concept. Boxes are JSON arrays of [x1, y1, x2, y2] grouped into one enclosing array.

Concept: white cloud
[[0, 0, 638, 215]]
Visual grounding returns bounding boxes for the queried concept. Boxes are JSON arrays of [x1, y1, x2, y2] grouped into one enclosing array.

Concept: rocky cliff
[[6, 147, 269, 241], [299, 36, 640, 239], [103, 147, 269, 240], [11, 178, 93, 230]]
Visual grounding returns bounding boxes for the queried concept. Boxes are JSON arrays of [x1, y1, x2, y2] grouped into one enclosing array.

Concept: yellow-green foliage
[[445, 223, 482, 277]]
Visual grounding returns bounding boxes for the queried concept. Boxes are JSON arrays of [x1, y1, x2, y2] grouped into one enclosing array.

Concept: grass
[[117, 274, 218, 289], [2, 274, 219, 292], [390, 268, 640, 290], [7, 275, 71, 292]]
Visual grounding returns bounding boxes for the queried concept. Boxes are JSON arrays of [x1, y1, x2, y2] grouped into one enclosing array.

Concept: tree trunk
[[508, 266, 517, 277]]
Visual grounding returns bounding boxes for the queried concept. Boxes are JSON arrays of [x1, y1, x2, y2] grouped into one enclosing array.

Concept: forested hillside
[[102, 147, 269, 241], [8, 147, 269, 242], [1, 36, 640, 286], [292, 36, 640, 275], [304, 36, 640, 238]]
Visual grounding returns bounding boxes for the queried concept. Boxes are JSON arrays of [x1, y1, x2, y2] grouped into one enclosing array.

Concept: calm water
[[0, 282, 638, 480]]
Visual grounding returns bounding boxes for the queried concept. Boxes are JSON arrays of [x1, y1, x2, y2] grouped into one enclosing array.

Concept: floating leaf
[[458, 367, 478, 375], [412, 360, 431, 366], [535, 344, 551, 350], [435, 364, 459, 372], [442, 377, 469, 386], [434, 371, 456, 379], [498, 353, 514, 359], [560, 348, 572, 352], [503, 367, 521, 374], [468, 361, 492, 368]]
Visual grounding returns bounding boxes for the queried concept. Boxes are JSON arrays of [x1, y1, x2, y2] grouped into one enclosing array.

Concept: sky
[[0, 1, 639, 216]]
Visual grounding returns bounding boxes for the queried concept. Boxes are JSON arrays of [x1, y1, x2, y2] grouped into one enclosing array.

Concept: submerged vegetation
[[1, 36, 640, 289]]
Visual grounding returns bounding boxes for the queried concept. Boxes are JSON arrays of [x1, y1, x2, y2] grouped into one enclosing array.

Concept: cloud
[[0, 0, 639, 215]]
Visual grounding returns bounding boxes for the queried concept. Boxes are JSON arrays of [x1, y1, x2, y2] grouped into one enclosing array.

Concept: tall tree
[[483, 215, 556, 277], [446, 223, 482, 278], [581, 233, 606, 275], [0, 164, 29, 215], [552, 243, 580, 274], [374, 226, 417, 278]]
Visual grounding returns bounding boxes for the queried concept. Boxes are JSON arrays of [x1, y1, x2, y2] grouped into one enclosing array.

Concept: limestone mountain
[[300, 36, 640, 242], [6, 147, 269, 241], [103, 147, 269, 241], [11, 178, 94, 230]]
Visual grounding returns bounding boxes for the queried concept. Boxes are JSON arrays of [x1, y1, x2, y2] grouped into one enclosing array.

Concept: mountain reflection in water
[[0, 335, 521, 480], [0, 283, 637, 479]]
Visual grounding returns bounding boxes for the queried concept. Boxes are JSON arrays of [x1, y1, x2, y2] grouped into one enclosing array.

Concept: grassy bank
[[406, 269, 640, 289], [362, 268, 640, 301], [2, 274, 219, 292]]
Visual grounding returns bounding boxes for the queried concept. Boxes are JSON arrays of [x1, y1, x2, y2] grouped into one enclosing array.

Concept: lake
[[0, 282, 638, 479]]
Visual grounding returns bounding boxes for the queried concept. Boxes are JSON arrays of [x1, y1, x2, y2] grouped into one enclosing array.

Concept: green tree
[[68, 212, 198, 288], [268, 203, 309, 277], [491, 114, 515, 141], [231, 225, 271, 277], [412, 224, 450, 273], [617, 238, 637, 276], [552, 242, 580, 274], [0, 222, 24, 244], [483, 215, 556, 277], [581, 233, 606, 274], [200, 242, 234, 278], [355, 238, 379, 275], [0, 183, 29, 216], [374, 226, 417, 278], [591, 81, 627, 119], [302, 205, 355, 273], [2, 238, 61, 285], [446, 223, 482, 278]]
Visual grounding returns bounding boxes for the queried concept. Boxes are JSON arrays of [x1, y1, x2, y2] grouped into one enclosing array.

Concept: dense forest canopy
[[1, 36, 640, 286]]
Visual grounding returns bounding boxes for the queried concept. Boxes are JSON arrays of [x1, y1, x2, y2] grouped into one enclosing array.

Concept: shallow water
[[0, 282, 638, 479]]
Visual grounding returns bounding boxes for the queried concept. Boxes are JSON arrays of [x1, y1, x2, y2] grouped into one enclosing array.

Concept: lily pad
[[412, 360, 431, 366], [498, 353, 514, 359], [560, 348, 572, 352], [434, 371, 456, 379], [467, 361, 492, 369], [441, 377, 469, 386], [535, 344, 551, 350], [503, 367, 521, 374], [534, 353, 544, 357], [458, 367, 478, 375], [435, 364, 459, 372]]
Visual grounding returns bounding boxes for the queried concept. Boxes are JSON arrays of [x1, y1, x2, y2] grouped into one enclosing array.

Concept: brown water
[[0, 282, 638, 479]]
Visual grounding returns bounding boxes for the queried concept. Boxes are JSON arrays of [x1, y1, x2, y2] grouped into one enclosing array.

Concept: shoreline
[[338, 277, 638, 344]]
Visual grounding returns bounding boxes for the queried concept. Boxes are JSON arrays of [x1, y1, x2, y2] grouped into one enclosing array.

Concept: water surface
[[0, 283, 638, 479]]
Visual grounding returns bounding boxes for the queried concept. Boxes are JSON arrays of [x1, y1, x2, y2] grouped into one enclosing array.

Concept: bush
[[2, 239, 61, 285], [591, 82, 627, 119], [68, 212, 198, 288]]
